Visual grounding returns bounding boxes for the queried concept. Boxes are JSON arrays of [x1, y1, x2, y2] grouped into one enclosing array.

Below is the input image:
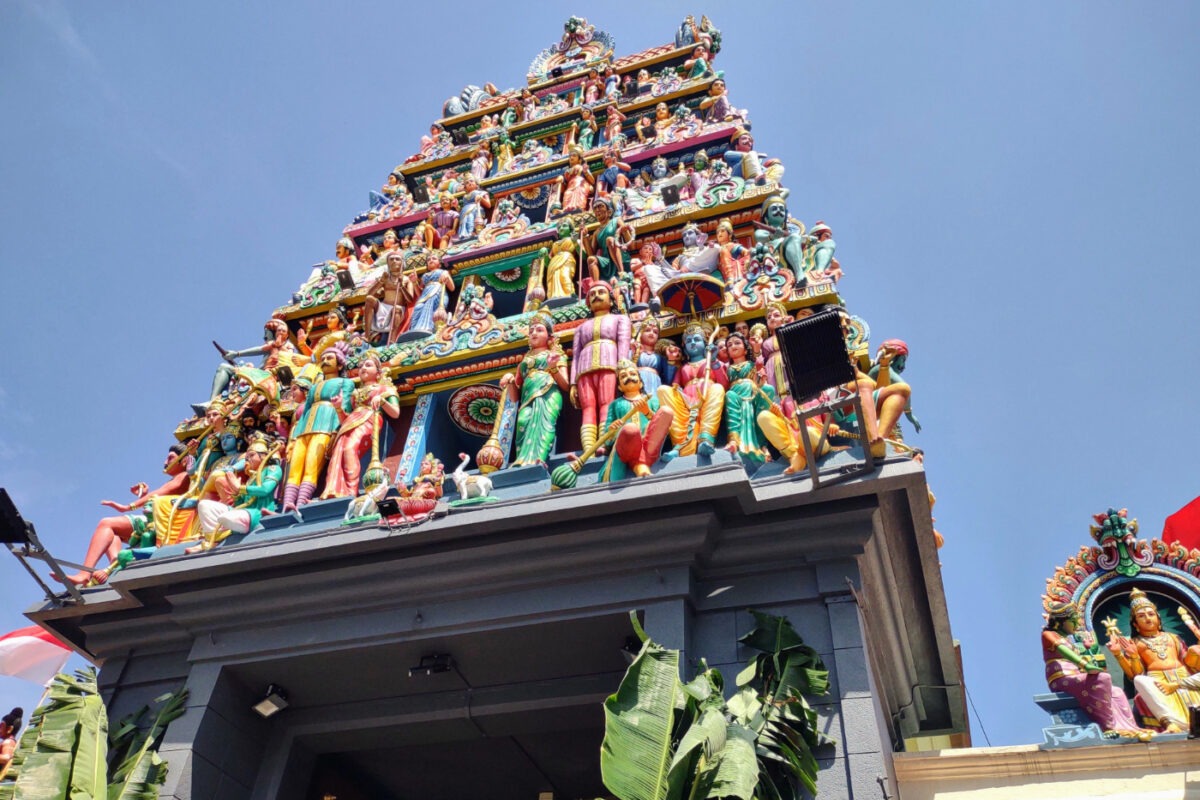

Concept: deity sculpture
[[682, 45, 712, 80], [603, 105, 626, 146], [59, 444, 193, 585], [429, 193, 460, 249], [633, 317, 667, 394], [500, 314, 569, 466], [569, 280, 631, 452], [805, 221, 841, 282], [723, 128, 784, 186], [544, 220, 580, 303], [455, 174, 492, 242], [714, 218, 747, 283], [753, 194, 806, 283], [186, 437, 283, 553], [281, 346, 356, 511], [674, 14, 721, 54], [585, 197, 632, 284], [868, 339, 920, 446], [208, 318, 303, 410], [596, 149, 632, 198], [557, 145, 595, 214], [699, 77, 745, 125], [656, 322, 727, 458], [581, 68, 604, 105], [1041, 602, 1149, 738], [1106, 588, 1200, 732], [406, 252, 456, 338], [319, 352, 399, 499], [368, 172, 405, 217], [470, 144, 492, 181], [363, 251, 416, 345], [575, 107, 598, 151], [598, 360, 674, 481], [721, 332, 776, 463]]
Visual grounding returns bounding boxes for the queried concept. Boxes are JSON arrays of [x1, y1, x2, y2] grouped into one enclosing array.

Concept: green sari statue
[[501, 315, 569, 466]]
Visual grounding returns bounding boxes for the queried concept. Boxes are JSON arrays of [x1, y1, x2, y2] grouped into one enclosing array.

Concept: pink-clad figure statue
[[569, 279, 631, 452]]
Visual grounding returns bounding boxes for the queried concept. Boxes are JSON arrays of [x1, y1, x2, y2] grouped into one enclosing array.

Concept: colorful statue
[[585, 197, 632, 283], [1042, 602, 1148, 738], [320, 352, 400, 499], [396, 453, 445, 520], [208, 318, 301, 408], [558, 145, 595, 215], [59, 443, 193, 585], [575, 106, 598, 151], [805, 221, 841, 281], [714, 218, 747, 283], [723, 128, 783, 186], [656, 322, 727, 458], [721, 332, 776, 463], [699, 77, 744, 124], [633, 317, 667, 394], [569, 280, 631, 452], [499, 314, 569, 466], [544, 220, 580, 302], [187, 438, 283, 553], [581, 67, 604, 105], [1105, 588, 1200, 732], [455, 175, 492, 241], [868, 339, 920, 444], [470, 144, 492, 180], [598, 360, 673, 481], [603, 105, 626, 146], [675, 14, 721, 54], [281, 346, 356, 511], [596, 149, 631, 197], [363, 251, 416, 345], [753, 194, 806, 283], [682, 45, 712, 80], [406, 252, 456, 337], [430, 193, 460, 249]]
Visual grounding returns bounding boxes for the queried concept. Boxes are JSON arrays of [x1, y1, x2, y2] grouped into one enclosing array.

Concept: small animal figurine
[[452, 453, 493, 500]]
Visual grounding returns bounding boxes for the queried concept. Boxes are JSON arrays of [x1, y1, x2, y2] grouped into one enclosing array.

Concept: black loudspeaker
[[776, 309, 855, 400], [660, 183, 680, 207], [411, 182, 431, 205], [0, 489, 32, 545], [451, 128, 469, 146]]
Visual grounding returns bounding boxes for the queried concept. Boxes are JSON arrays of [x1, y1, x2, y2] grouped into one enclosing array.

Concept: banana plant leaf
[[705, 723, 758, 800], [108, 687, 187, 800], [600, 613, 683, 800]]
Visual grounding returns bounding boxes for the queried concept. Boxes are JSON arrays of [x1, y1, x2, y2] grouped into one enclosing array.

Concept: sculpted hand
[[569, 385, 579, 409], [100, 500, 131, 513]]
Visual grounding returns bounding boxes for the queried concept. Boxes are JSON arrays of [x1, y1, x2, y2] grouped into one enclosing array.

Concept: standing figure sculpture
[[569, 280, 631, 452], [656, 322, 727, 459], [407, 252, 456, 338], [598, 360, 673, 481], [500, 314, 569, 466], [1106, 588, 1200, 732], [321, 352, 400, 499], [1042, 602, 1148, 738], [721, 332, 775, 463], [543, 220, 580, 302], [281, 347, 356, 511], [558, 145, 595, 214], [363, 251, 416, 345], [633, 317, 667, 394], [455, 175, 492, 242]]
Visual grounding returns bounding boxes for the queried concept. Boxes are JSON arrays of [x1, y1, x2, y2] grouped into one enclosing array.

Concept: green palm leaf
[[107, 688, 187, 800]]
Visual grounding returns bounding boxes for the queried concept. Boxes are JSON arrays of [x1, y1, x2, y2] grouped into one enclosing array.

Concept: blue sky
[[1, 1, 1198, 748]]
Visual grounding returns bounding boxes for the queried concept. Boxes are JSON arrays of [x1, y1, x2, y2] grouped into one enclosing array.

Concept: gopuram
[[19, 15, 967, 800]]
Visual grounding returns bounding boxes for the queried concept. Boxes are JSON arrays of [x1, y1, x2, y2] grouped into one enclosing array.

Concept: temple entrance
[[227, 613, 633, 799]]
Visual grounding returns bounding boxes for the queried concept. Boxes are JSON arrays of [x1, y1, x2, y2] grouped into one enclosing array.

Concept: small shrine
[[1038, 507, 1200, 746]]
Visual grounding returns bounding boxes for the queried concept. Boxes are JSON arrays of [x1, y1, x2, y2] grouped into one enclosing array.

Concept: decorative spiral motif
[[448, 384, 503, 436], [698, 177, 745, 208]]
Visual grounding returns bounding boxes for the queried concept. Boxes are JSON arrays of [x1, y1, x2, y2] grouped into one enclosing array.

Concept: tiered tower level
[[71, 14, 914, 576]]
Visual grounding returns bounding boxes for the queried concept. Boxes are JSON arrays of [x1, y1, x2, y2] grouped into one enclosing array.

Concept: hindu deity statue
[[429, 193, 460, 249], [470, 144, 492, 181], [368, 172, 405, 216], [558, 145, 595, 214], [714, 218, 747, 283], [406, 252, 456, 338], [585, 197, 632, 284], [500, 313, 569, 467], [575, 106, 598, 151], [1041, 602, 1149, 738], [1106, 588, 1200, 732], [187, 437, 284, 553], [580, 67, 604, 105], [598, 360, 674, 481], [208, 317, 303, 410], [699, 77, 745, 125], [628, 240, 666, 308], [721, 331, 776, 463], [363, 251, 417, 345], [603, 105, 626, 146], [805, 221, 841, 282], [320, 352, 400, 499], [569, 280, 631, 452], [867, 339, 920, 452], [632, 317, 667, 394], [596, 149, 631, 198], [544, 220, 580, 303], [60, 443, 194, 585], [656, 322, 727, 459], [455, 175, 492, 242], [723, 128, 784, 186], [281, 346, 356, 511], [674, 14, 722, 54], [752, 193, 806, 283], [682, 45, 712, 80]]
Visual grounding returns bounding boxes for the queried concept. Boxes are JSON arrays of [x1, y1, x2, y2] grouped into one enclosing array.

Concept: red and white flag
[[0, 626, 70, 684]]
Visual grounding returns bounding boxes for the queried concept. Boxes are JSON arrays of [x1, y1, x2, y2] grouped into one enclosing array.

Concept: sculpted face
[[587, 284, 613, 313], [1133, 606, 1162, 637], [246, 449, 264, 470], [766, 306, 787, 332], [764, 201, 787, 227], [383, 230, 398, 247], [617, 364, 642, 392], [735, 321, 749, 337], [726, 334, 747, 362], [683, 330, 706, 360], [321, 352, 340, 376], [665, 343, 682, 362], [736, 133, 753, 152], [652, 159, 668, 179], [681, 226, 700, 248], [387, 253, 404, 275], [593, 200, 611, 223], [639, 324, 659, 348], [336, 244, 352, 259], [528, 321, 550, 349], [359, 357, 380, 383]]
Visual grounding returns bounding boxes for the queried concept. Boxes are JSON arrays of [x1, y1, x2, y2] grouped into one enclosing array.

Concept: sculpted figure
[[721, 332, 776, 462], [368, 172, 405, 216], [430, 193, 460, 249], [723, 128, 784, 186], [1042, 602, 1148, 737], [805, 221, 841, 281], [1106, 588, 1200, 732], [470, 144, 492, 180], [60, 444, 193, 585], [186, 438, 283, 553], [699, 77, 744, 124], [581, 68, 604, 105], [656, 322, 727, 458], [407, 252, 456, 337], [500, 314, 569, 466], [760, 302, 793, 411], [570, 280, 632, 452], [867, 339, 920, 444], [575, 106, 598, 151], [363, 251, 416, 345], [633, 317, 667, 394], [682, 45, 712, 80], [558, 145, 595, 214], [455, 175, 492, 241], [585, 197, 632, 284], [714, 218, 748, 283], [603, 105, 626, 146], [544, 220, 580, 302], [596, 149, 631, 198], [598, 360, 673, 481], [208, 318, 303, 409], [281, 346, 356, 511], [321, 352, 400, 499], [753, 194, 806, 282]]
